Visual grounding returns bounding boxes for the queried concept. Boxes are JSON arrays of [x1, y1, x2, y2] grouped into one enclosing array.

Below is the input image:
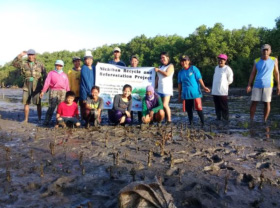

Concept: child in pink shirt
[[56, 91, 80, 128], [40, 60, 70, 126]]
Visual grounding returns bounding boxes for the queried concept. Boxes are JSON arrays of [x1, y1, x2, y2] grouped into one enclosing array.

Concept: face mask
[[55, 68, 63, 74]]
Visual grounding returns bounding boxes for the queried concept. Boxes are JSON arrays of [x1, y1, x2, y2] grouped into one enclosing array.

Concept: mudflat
[[0, 88, 280, 208]]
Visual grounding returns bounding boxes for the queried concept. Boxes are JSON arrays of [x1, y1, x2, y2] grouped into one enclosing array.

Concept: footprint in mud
[[211, 155, 222, 163], [181, 196, 203, 208], [182, 182, 220, 199], [256, 162, 272, 170]]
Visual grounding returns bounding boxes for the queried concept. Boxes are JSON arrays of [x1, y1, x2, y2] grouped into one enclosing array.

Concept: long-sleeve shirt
[[113, 94, 132, 113], [12, 56, 46, 92], [42, 70, 70, 92], [80, 65, 95, 101], [211, 65, 233, 96], [142, 95, 163, 116]]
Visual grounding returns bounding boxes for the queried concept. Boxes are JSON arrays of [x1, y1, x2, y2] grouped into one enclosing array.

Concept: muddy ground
[[0, 89, 280, 208]]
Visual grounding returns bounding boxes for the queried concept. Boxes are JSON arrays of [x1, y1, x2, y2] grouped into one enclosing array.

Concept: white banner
[[95, 63, 155, 111]]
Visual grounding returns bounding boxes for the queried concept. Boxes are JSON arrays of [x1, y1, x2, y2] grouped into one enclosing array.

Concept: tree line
[[1, 17, 279, 88]]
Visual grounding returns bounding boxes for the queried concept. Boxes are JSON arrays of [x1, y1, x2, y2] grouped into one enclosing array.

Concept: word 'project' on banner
[[95, 63, 156, 111]]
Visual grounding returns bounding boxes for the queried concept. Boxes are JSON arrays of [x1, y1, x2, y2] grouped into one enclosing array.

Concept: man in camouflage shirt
[[12, 49, 46, 123]]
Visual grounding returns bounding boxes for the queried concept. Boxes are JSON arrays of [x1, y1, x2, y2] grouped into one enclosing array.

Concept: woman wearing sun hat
[[40, 60, 70, 126], [211, 54, 234, 121]]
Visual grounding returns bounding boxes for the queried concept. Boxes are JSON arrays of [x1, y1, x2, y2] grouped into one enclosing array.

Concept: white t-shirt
[[211, 65, 233, 96], [157, 64, 174, 95]]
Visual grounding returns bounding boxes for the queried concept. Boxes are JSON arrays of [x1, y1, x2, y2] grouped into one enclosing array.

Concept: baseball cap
[[217, 54, 228, 60], [180, 55, 190, 61], [261, 44, 271, 51], [27, 49, 36, 55], [113, 47, 121, 52], [72, 56, 81, 61], [131, 55, 139, 61]]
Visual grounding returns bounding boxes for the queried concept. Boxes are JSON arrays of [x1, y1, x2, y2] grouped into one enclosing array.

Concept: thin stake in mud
[[49, 142, 55, 156], [35, 127, 39, 140], [109, 166, 113, 179], [105, 131, 109, 148], [178, 168, 183, 184], [170, 127, 173, 141], [170, 153, 174, 168], [186, 129, 190, 139], [148, 149, 153, 167], [79, 152, 83, 166], [258, 170, 264, 190], [113, 152, 119, 166], [224, 171, 229, 193], [160, 137, 166, 157], [30, 149, 34, 160], [130, 168, 136, 181], [116, 152, 119, 166], [40, 162, 44, 178], [5, 146, 10, 160], [81, 166, 85, 175], [6, 169, 11, 182]]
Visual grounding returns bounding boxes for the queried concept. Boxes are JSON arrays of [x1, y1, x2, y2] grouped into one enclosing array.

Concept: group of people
[[11, 44, 279, 128]]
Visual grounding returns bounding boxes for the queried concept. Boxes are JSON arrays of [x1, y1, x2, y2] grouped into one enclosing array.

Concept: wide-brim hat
[[55, 60, 64, 66], [84, 51, 93, 58]]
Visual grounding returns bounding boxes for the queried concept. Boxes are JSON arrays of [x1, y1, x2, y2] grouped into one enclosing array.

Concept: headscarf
[[55, 68, 63, 74], [145, 86, 158, 110]]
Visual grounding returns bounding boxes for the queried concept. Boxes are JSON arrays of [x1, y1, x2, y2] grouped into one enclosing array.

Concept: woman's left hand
[[204, 87, 211, 93], [154, 67, 159, 72]]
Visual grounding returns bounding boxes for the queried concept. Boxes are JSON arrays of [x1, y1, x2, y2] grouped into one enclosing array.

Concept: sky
[[0, 0, 279, 66]]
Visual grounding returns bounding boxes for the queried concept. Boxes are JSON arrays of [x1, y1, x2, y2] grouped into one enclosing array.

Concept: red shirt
[[57, 101, 79, 117]]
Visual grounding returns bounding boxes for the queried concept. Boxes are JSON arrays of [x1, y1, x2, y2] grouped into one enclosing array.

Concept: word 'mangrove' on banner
[[95, 63, 155, 111]]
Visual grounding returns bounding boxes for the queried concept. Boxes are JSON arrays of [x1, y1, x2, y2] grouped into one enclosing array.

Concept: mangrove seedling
[[6, 170, 11, 182], [258, 171, 264, 190], [40, 162, 44, 178], [130, 168, 136, 181], [148, 149, 153, 167], [49, 142, 55, 156], [79, 151, 83, 166], [170, 153, 174, 168]]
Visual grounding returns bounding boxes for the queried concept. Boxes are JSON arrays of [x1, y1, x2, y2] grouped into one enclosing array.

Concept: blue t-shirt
[[178, 65, 202, 99], [108, 60, 126, 67], [254, 56, 276, 88]]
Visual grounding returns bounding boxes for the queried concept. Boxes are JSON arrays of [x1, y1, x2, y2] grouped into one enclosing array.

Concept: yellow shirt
[[67, 68, 81, 97]]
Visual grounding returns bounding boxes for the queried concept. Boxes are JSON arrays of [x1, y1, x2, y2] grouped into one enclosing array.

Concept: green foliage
[[1, 18, 279, 88]]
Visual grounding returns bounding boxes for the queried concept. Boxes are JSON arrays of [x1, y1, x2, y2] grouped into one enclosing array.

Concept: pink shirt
[[42, 70, 70, 92]]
